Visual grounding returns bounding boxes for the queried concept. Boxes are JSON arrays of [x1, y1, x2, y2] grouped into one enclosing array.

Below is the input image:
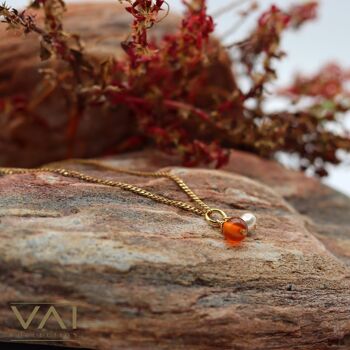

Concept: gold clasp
[[205, 208, 229, 226]]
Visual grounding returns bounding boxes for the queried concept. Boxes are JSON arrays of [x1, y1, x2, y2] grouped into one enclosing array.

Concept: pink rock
[[0, 153, 349, 349]]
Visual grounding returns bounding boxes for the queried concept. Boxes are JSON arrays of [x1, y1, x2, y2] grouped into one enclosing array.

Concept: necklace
[[0, 159, 257, 244]]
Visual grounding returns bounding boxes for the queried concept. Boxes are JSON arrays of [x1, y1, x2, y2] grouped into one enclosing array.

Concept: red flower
[[288, 1, 318, 28]]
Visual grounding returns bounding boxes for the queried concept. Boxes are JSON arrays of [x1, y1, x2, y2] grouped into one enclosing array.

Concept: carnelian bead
[[222, 217, 248, 244]]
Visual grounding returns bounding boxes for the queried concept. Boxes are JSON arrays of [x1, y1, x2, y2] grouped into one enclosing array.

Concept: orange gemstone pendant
[[222, 217, 248, 244], [205, 209, 256, 245]]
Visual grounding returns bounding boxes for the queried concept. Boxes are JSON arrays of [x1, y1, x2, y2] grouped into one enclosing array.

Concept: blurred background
[[7, 0, 350, 195]]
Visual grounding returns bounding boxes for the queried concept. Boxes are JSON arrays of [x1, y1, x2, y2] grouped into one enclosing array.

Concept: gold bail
[[205, 208, 229, 226]]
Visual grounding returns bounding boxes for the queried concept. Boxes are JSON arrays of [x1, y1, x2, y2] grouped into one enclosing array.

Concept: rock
[[0, 2, 178, 97], [0, 2, 175, 167], [109, 149, 350, 266], [224, 151, 350, 267], [0, 2, 235, 167], [0, 154, 349, 349]]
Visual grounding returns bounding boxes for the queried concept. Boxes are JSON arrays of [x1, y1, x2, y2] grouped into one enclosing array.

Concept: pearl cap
[[240, 213, 257, 231]]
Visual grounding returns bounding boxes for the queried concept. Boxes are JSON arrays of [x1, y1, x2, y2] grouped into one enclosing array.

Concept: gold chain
[[0, 159, 225, 220]]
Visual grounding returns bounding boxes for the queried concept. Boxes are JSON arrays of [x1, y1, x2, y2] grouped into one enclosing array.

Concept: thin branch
[[211, 0, 251, 19]]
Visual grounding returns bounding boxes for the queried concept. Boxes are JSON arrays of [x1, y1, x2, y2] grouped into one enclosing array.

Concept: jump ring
[[205, 208, 229, 226]]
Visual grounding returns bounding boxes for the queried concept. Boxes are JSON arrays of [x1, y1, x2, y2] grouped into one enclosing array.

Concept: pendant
[[205, 209, 257, 244], [221, 217, 248, 243]]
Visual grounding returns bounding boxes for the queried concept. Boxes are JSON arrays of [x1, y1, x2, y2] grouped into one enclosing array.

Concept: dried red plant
[[0, 0, 349, 175]]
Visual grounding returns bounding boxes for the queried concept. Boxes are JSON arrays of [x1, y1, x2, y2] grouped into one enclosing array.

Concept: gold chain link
[[0, 159, 216, 218]]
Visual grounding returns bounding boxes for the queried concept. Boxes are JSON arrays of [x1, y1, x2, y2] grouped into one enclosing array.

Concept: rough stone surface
[[0, 153, 349, 349], [111, 149, 350, 267]]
